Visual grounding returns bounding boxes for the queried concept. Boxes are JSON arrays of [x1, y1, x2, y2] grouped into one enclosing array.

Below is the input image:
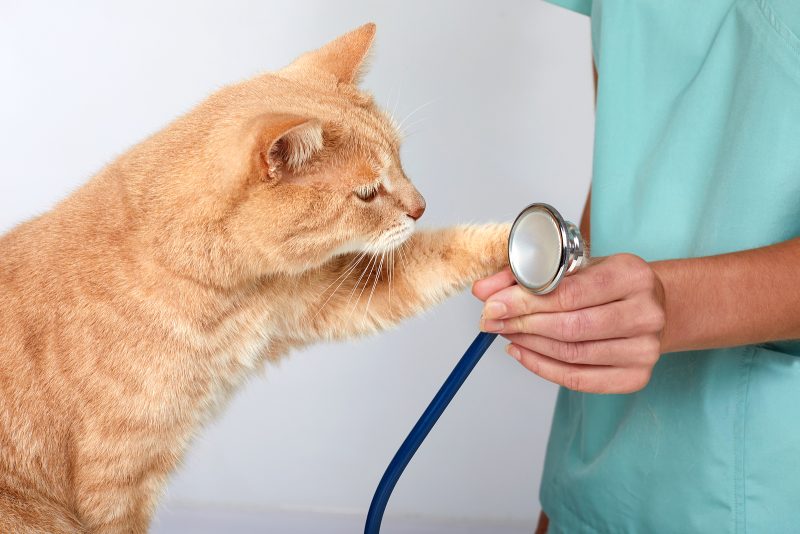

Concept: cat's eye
[[354, 181, 381, 202]]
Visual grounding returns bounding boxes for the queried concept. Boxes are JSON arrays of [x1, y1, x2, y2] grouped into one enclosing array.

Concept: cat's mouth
[[330, 220, 415, 260], [381, 225, 413, 250], [366, 220, 414, 253]]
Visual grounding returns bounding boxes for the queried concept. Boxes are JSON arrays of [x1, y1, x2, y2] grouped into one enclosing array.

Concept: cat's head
[[136, 24, 424, 283]]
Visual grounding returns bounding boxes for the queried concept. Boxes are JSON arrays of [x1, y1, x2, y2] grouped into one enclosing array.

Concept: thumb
[[472, 267, 516, 301]]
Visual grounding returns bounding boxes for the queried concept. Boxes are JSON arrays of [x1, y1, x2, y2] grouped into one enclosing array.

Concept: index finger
[[482, 258, 627, 318]]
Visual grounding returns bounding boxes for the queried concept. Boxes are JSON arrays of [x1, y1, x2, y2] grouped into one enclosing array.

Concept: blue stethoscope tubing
[[364, 331, 498, 534]]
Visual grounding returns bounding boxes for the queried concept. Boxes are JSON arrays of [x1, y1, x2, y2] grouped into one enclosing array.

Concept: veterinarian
[[473, 0, 800, 532]]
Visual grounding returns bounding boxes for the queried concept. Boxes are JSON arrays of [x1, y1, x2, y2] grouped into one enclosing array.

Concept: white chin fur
[[329, 219, 415, 259], [366, 219, 415, 253]]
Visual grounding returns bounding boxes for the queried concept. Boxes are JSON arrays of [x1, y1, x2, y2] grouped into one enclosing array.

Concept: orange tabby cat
[[0, 24, 509, 533]]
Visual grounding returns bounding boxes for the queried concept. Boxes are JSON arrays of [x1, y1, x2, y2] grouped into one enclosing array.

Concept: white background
[[0, 1, 593, 530]]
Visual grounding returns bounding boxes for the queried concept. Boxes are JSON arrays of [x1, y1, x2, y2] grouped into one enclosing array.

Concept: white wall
[[0, 0, 593, 528]]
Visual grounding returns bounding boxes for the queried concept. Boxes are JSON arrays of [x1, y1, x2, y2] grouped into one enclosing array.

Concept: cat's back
[[0, 215, 64, 347], [0, 215, 68, 426], [0, 177, 124, 325], [0, 219, 86, 528], [0, 218, 49, 361]]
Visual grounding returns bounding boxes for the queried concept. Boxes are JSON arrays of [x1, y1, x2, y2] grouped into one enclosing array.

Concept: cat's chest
[[177, 292, 302, 417], [199, 329, 273, 412], [186, 309, 287, 416]]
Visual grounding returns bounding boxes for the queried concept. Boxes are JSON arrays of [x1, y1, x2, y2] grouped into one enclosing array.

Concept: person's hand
[[472, 254, 666, 394]]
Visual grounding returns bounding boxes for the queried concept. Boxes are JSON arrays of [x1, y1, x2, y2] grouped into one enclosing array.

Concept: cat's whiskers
[[312, 235, 380, 320], [388, 248, 394, 312], [313, 227, 409, 323], [312, 248, 371, 320], [347, 251, 380, 320], [363, 250, 385, 322], [397, 99, 437, 136], [385, 82, 402, 131], [399, 116, 430, 140], [319, 248, 369, 298], [346, 251, 379, 309], [398, 242, 410, 270], [403, 117, 429, 131]]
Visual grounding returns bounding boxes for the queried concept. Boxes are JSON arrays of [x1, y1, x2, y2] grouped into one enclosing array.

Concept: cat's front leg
[[383, 223, 511, 317], [307, 223, 510, 339]]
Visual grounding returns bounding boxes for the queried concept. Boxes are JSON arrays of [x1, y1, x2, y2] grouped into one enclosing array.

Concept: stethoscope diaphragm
[[508, 203, 588, 294]]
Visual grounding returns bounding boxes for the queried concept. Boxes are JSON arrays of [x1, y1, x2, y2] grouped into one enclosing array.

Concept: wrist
[[651, 260, 676, 353]]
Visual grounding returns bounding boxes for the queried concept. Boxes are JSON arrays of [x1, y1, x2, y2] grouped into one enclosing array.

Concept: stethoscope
[[364, 203, 589, 534]]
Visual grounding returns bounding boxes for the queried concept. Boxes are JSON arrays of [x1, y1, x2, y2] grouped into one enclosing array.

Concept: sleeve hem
[[543, 0, 592, 16]]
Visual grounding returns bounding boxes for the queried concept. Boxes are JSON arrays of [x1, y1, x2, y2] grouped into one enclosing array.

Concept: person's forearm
[[653, 237, 800, 353]]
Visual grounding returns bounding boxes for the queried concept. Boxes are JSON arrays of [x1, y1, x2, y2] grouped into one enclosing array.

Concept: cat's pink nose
[[407, 204, 425, 221]]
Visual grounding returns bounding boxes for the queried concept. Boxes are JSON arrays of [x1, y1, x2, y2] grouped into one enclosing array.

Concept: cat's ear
[[252, 113, 324, 181], [286, 23, 376, 85]]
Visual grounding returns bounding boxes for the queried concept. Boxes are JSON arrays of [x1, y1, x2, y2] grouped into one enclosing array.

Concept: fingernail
[[483, 300, 507, 320], [506, 345, 521, 361], [480, 318, 505, 332]]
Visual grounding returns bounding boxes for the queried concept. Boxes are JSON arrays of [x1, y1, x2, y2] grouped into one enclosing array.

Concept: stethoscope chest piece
[[508, 203, 588, 294]]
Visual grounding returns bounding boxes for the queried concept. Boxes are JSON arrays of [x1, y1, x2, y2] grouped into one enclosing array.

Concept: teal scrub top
[[540, 0, 800, 532]]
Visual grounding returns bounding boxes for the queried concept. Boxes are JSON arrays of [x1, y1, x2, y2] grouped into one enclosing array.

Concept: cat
[[0, 23, 510, 533]]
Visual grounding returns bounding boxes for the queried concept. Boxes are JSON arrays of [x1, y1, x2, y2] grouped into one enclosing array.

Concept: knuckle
[[512, 287, 532, 315], [518, 315, 536, 334], [617, 254, 653, 287], [610, 302, 626, 327], [640, 336, 661, 358], [633, 302, 665, 333], [636, 266, 656, 288], [652, 308, 666, 330], [560, 341, 583, 364], [614, 253, 639, 269], [557, 279, 583, 311], [643, 306, 666, 332], [640, 269, 657, 289], [561, 312, 587, 341], [590, 268, 614, 292]]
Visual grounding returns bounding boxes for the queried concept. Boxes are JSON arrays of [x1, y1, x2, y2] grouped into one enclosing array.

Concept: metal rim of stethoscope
[[507, 202, 588, 295]]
